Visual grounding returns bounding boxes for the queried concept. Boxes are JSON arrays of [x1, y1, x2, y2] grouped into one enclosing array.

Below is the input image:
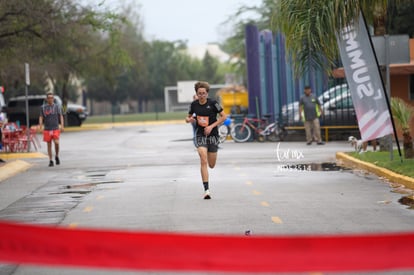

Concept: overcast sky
[[91, 0, 262, 46]]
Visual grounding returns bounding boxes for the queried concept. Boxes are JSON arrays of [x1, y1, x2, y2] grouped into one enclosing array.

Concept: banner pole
[[359, 10, 403, 162]]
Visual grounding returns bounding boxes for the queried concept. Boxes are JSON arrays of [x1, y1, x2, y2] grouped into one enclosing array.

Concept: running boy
[[185, 81, 227, 199]]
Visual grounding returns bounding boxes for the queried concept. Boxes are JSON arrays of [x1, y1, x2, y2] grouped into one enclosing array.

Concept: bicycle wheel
[[265, 123, 279, 142], [218, 124, 229, 143], [278, 126, 287, 141], [256, 127, 266, 142], [231, 123, 251, 142], [267, 124, 287, 142], [267, 130, 280, 142]]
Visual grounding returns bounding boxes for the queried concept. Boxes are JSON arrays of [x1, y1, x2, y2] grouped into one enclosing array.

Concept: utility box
[[216, 86, 249, 115]]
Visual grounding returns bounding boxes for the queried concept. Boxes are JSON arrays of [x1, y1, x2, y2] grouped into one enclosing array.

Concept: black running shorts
[[195, 135, 219, 152]]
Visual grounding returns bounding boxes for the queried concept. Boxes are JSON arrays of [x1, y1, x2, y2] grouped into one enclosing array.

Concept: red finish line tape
[[1, 220, 414, 273]]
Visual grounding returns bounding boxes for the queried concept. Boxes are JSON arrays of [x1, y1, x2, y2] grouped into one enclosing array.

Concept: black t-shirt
[[188, 98, 223, 137]]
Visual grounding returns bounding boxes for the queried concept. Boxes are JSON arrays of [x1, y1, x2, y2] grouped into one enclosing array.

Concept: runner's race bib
[[197, 116, 209, 127]]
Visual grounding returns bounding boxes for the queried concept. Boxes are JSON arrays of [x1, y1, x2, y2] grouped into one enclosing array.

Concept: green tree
[[143, 40, 178, 105], [0, 0, 59, 98], [200, 52, 221, 84], [0, 0, 129, 106], [388, 1, 414, 37], [42, 2, 129, 111], [109, 2, 150, 112], [391, 97, 414, 158], [141, 40, 203, 110], [83, 2, 148, 113], [273, 0, 399, 76], [1, 0, 234, 114], [223, 0, 414, 83]]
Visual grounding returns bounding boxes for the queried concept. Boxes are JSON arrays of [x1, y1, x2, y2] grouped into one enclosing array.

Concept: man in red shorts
[[39, 92, 64, 167]]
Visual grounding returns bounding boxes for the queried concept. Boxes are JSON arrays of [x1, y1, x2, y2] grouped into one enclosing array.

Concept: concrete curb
[[336, 152, 414, 190], [0, 160, 33, 182]]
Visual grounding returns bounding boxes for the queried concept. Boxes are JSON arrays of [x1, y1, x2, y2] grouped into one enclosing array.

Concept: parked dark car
[[281, 87, 357, 126], [321, 92, 357, 126], [2, 95, 88, 127]]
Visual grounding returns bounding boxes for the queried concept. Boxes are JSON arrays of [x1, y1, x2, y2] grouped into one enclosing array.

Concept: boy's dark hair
[[194, 81, 210, 92]]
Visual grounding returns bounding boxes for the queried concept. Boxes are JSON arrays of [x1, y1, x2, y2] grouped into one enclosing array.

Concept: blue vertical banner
[[245, 25, 261, 117], [272, 33, 281, 120], [337, 13, 393, 141], [259, 32, 267, 117], [278, 33, 288, 108], [263, 30, 276, 118]]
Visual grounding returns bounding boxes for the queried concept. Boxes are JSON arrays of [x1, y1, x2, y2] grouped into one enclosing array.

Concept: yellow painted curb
[[0, 152, 47, 160], [64, 120, 185, 132], [336, 152, 414, 190], [63, 124, 110, 132], [0, 160, 33, 182]]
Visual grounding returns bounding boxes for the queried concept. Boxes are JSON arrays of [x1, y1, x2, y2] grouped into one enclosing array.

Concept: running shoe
[[49, 160, 54, 167], [55, 156, 60, 165], [204, 190, 211, 200]]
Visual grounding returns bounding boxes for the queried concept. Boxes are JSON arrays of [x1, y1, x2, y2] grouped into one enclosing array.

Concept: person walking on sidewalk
[[185, 81, 227, 199], [39, 92, 64, 167], [299, 86, 325, 145]]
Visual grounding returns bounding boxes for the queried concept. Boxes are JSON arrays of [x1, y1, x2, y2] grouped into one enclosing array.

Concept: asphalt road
[[1, 122, 413, 275]]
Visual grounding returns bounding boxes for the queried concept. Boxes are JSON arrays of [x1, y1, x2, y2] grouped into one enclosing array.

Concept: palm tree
[[273, 0, 389, 76], [391, 97, 414, 158]]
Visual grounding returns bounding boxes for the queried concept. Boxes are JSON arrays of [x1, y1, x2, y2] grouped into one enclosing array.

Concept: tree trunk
[[373, 5, 387, 36], [373, 5, 389, 152], [403, 132, 414, 159]]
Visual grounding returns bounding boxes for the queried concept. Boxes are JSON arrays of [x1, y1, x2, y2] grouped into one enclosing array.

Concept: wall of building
[[391, 39, 414, 139]]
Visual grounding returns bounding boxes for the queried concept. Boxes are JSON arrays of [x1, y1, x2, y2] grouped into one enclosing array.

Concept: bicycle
[[230, 115, 285, 142], [230, 115, 268, 142], [258, 121, 287, 142]]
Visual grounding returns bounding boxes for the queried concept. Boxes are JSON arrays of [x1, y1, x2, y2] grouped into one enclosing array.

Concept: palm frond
[[391, 97, 414, 132], [272, 0, 389, 77]]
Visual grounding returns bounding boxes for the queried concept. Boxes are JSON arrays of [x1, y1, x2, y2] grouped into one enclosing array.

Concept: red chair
[[17, 126, 41, 152], [2, 126, 20, 153]]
